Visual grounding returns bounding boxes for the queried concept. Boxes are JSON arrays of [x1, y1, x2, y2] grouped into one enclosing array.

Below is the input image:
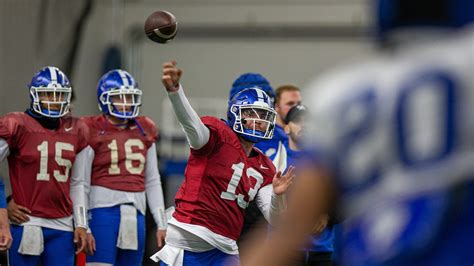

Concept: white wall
[[72, 0, 374, 125], [139, 39, 372, 121], [1, 0, 373, 183]]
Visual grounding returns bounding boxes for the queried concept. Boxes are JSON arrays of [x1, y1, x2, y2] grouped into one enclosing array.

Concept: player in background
[[229, 73, 276, 105], [82, 69, 167, 266], [7, 91, 79, 225], [153, 61, 294, 265], [282, 104, 335, 266], [0, 179, 12, 264], [274, 85, 301, 132], [0, 66, 88, 266], [245, 0, 474, 265], [264, 85, 301, 165], [0, 179, 12, 251]]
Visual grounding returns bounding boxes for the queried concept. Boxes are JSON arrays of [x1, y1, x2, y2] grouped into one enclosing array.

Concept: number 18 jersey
[[173, 116, 275, 241]]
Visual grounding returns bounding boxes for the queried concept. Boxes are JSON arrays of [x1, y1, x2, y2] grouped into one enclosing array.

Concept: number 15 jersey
[[0, 112, 88, 219]]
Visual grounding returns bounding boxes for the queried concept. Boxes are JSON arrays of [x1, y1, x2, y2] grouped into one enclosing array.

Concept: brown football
[[144, 10, 178, 43]]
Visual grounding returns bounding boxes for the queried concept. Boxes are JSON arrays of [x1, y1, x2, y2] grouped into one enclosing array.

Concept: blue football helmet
[[28, 66, 72, 118], [376, 0, 474, 38], [97, 69, 142, 119], [229, 73, 275, 106], [227, 87, 276, 143]]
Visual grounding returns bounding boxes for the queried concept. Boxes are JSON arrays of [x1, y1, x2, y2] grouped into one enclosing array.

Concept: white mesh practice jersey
[[303, 27, 474, 264]]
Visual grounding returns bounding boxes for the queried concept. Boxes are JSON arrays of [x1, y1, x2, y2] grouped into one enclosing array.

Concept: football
[[144, 10, 178, 43]]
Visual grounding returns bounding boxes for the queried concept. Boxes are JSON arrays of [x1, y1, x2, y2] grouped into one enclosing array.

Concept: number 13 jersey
[[173, 116, 276, 241]]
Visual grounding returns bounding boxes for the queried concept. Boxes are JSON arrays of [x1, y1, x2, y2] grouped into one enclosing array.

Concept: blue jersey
[[304, 30, 474, 265], [255, 124, 288, 161], [285, 148, 300, 173], [0, 179, 5, 208], [287, 148, 335, 254]]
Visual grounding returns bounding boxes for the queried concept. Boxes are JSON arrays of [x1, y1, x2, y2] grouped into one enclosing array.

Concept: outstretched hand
[[162, 60, 182, 92], [272, 166, 295, 195]]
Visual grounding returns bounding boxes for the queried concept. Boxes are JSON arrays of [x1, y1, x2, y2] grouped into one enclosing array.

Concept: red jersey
[[0, 112, 88, 218], [82, 115, 158, 192], [173, 116, 276, 240]]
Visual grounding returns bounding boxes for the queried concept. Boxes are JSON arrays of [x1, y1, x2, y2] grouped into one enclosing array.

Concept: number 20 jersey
[[81, 115, 158, 192], [0, 112, 88, 218], [173, 117, 275, 241], [304, 30, 474, 265]]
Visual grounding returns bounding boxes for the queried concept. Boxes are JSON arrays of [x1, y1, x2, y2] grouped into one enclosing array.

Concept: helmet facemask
[[30, 84, 72, 118], [99, 86, 142, 119], [230, 104, 276, 142]]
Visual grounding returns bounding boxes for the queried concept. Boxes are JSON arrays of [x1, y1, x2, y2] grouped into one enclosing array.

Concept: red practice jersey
[[173, 116, 276, 240], [0, 112, 88, 218], [82, 115, 158, 192]]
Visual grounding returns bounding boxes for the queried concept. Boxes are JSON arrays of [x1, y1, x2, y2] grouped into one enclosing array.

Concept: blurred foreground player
[[0, 66, 88, 266], [83, 69, 167, 266], [245, 0, 474, 265], [154, 61, 294, 265], [283, 104, 335, 266]]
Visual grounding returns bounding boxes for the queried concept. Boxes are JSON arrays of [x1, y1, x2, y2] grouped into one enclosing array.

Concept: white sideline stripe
[[256, 88, 265, 102], [117, 70, 130, 86], [48, 67, 58, 84]]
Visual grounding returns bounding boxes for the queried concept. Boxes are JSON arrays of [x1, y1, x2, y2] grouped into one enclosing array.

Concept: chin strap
[[132, 118, 147, 136]]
